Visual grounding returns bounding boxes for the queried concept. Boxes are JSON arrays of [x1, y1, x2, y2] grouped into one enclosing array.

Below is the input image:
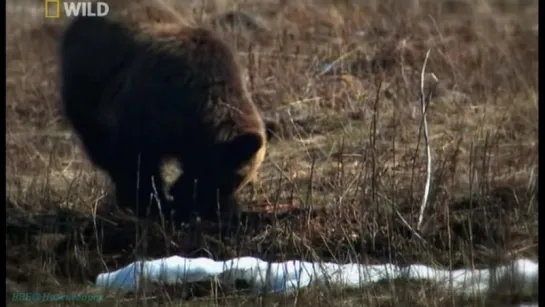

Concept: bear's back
[[116, 23, 265, 151]]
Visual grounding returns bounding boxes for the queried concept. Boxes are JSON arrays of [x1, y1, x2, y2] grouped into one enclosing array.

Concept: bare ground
[[5, 0, 538, 306]]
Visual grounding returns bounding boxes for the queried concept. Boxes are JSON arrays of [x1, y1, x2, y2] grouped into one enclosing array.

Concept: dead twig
[[417, 49, 432, 231]]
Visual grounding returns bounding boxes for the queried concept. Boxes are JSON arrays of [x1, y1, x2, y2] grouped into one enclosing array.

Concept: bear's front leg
[[168, 174, 201, 225], [169, 175, 241, 226], [110, 156, 170, 220], [196, 183, 242, 226]]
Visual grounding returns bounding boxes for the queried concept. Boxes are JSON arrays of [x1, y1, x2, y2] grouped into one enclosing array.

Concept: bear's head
[[170, 131, 266, 223], [219, 131, 266, 192]]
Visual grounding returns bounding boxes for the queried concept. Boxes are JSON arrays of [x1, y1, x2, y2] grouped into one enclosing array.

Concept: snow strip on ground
[[96, 256, 537, 301]]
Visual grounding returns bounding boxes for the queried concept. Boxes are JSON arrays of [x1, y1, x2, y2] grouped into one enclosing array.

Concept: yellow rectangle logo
[[44, 0, 60, 19]]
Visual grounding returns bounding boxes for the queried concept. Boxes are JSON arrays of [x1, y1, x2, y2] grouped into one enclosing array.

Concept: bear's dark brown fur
[[59, 16, 267, 223]]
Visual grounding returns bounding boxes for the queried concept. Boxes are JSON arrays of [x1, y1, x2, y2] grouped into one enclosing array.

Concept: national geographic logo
[[44, 0, 109, 18]]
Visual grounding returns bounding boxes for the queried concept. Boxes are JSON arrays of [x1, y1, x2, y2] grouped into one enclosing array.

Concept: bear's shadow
[[7, 200, 316, 286]]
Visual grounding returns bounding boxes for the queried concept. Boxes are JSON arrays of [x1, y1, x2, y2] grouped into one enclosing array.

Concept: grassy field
[[6, 0, 538, 306]]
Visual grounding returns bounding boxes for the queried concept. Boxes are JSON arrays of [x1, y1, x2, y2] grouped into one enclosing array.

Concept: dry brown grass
[[6, 0, 538, 306]]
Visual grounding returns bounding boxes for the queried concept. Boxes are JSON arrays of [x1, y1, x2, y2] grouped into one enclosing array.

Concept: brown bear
[[59, 15, 267, 224]]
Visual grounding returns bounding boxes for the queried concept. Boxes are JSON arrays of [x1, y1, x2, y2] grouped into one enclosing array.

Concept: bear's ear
[[223, 132, 264, 168]]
